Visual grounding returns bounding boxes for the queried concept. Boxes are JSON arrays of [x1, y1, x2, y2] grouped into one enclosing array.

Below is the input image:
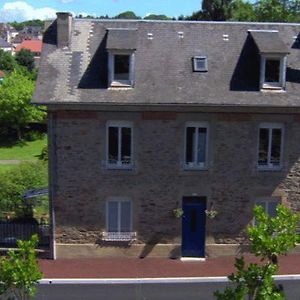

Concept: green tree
[[202, 0, 233, 20], [115, 11, 141, 19], [0, 161, 48, 219], [185, 10, 206, 20], [15, 49, 35, 72], [214, 205, 299, 299], [0, 49, 16, 72], [144, 14, 171, 20], [231, 0, 256, 21], [0, 70, 45, 140], [0, 235, 42, 300]]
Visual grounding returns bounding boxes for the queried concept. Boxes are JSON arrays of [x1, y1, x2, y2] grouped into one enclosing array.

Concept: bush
[[0, 235, 42, 299], [0, 161, 48, 219]]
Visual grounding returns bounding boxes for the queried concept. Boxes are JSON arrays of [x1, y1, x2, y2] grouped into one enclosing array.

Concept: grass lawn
[[0, 164, 18, 173], [0, 136, 47, 161]]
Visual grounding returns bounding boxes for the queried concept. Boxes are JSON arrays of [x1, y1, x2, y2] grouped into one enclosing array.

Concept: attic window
[[193, 56, 208, 72], [108, 51, 135, 87]]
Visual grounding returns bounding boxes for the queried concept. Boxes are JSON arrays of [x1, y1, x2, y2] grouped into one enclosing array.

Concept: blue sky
[[0, 0, 202, 22]]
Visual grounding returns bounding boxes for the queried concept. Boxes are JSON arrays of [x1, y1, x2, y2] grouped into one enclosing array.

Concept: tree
[[0, 49, 16, 72], [15, 49, 35, 72], [202, 0, 233, 20], [214, 205, 299, 299], [0, 70, 45, 140], [115, 11, 141, 19], [0, 235, 42, 300], [231, 0, 256, 21], [144, 14, 171, 20]]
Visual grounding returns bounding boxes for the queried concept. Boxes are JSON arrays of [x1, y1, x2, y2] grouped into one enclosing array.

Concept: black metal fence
[[0, 222, 50, 247]]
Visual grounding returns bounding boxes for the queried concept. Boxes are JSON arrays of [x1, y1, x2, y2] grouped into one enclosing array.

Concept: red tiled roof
[[15, 40, 42, 53]]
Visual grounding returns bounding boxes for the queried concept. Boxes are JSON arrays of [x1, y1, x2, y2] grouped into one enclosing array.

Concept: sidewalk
[[39, 254, 300, 279]]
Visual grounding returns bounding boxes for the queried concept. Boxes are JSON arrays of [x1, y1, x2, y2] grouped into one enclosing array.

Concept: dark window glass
[[265, 59, 280, 83], [190, 208, 197, 233], [186, 127, 195, 164], [114, 55, 130, 81], [108, 127, 118, 164], [197, 128, 207, 163], [258, 128, 269, 165], [121, 127, 131, 164], [271, 129, 282, 165]]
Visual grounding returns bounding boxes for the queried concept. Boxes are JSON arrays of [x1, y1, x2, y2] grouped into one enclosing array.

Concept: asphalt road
[[35, 280, 300, 300]]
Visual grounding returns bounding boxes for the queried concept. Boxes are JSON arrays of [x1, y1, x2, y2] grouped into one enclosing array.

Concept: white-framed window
[[257, 123, 284, 170], [260, 55, 287, 90], [106, 121, 133, 169], [106, 198, 132, 233], [184, 122, 209, 169], [193, 56, 208, 72], [108, 50, 135, 87], [254, 198, 280, 225]]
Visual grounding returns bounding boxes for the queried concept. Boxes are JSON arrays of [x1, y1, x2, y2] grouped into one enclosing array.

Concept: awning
[[249, 31, 290, 54], [106, 28, 138, 50]]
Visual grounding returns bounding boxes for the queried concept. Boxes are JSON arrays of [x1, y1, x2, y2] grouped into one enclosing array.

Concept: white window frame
[[108, 50, 135, 87], [105, 197, 133, 233], [106, 120, 133, 169], [184, 122, 209, 170], [253, 198, 281, 225], [257, 122, 284, 171], [260, 54, 287, 90]]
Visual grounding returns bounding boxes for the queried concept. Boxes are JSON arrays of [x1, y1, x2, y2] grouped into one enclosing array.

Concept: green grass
[[0, 164, 18, 173], [0, 136, 47, 161]]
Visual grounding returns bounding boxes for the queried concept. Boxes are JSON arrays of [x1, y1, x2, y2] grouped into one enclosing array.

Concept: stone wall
[[49, 110, 300, 253]]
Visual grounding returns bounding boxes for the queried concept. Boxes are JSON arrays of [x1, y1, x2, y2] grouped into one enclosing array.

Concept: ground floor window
[[254, 198, 280, 225], [106, 198, 132, 233]]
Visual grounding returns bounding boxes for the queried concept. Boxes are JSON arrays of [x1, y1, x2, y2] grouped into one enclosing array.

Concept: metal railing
[[0, 222, 50, 247]]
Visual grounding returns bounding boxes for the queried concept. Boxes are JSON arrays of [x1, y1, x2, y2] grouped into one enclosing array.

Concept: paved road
[[35, 279, 300, 300]]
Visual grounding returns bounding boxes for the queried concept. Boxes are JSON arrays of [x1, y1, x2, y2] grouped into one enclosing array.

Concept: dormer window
[[108, 51, 135, 87], [248, 30, 289, 91], [106, 28, 138, 88], [260, 55, 287, 90]]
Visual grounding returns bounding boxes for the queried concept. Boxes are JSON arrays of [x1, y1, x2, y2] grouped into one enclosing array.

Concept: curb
[[39, 274, 300, 285]]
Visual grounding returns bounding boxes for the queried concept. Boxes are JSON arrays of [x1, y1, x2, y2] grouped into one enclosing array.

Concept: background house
[[33, 13, 300, 259], [0, 37, 13, 53]]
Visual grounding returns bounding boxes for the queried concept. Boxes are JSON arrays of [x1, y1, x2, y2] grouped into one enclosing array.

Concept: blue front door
[[182, 197, 206, 257]]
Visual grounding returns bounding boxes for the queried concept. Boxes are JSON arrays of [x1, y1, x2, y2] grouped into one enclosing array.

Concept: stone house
[[33, 13, 300, 259]]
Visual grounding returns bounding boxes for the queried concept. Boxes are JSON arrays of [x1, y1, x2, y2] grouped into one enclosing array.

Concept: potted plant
[[173, 207, 184, 218]]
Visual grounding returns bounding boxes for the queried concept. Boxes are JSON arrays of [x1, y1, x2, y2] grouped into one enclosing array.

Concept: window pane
[[114, 55, 130, 80], [258, 128, 269, 165], [197, 128, 207, 163], [108, 202, 118, 232], [268, 201, 278, 218], [270, 129, 282, 166], [108, 127, 118, 164], [120, 201, 131, 232], [186, 127, 196, 164], [121, 127, 131, 164], [265, 59, 280, 83]]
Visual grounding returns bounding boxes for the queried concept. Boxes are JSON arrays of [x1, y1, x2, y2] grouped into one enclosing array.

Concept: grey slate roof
[[106, 28, 138, 50], [249, 30, 289, 54], [0, 37, 11, 48], [33, 19, 300, 108]]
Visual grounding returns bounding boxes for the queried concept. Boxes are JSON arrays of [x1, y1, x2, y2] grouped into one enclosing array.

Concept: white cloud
[[0, 1, 57, 22]]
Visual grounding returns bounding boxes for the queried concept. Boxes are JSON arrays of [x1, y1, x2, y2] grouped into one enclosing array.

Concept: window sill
[[257, 165, 283, 172], [102, 232, 137, 242], [261, 85, 285, 92], [109, 81, 133, 89]]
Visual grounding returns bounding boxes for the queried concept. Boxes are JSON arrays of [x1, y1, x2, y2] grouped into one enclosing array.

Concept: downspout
[[48, 111, 57, 259]]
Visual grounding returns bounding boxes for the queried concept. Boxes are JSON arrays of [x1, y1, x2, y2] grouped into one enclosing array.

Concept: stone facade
[[49, 109, 300, 257]]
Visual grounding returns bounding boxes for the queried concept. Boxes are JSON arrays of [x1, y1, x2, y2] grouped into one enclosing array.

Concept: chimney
[[56, 12, 72, 48]]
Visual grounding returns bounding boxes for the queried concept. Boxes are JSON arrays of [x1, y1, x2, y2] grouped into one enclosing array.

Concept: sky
[[0, 0, 202, 22]]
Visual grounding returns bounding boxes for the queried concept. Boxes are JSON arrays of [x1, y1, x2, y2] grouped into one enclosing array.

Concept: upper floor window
[[108, 51, 135, 87], [106, 121, 133, 169], [260, 55, 287, 90], [184, 122, 209, 169], [257, 123, 283, 170]]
